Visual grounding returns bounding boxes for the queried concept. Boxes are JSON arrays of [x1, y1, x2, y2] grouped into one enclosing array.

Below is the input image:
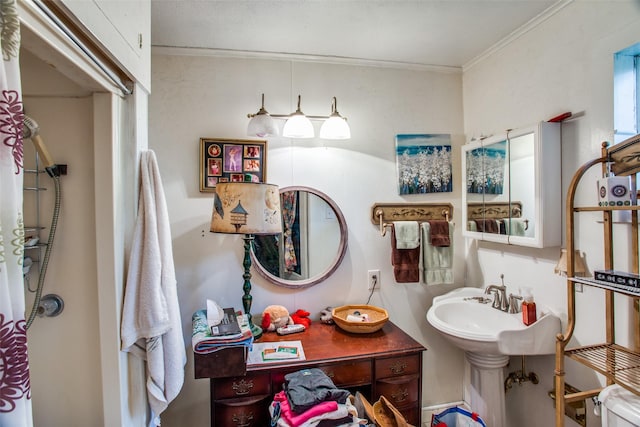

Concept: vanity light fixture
[[247, 94, 351, 140], [320, 97, 351, 140], [246, 93, 278, 137], [282, 95, 314, 138]]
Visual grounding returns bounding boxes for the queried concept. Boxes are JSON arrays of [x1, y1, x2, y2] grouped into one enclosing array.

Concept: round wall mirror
[[251, 186, 348, 288]]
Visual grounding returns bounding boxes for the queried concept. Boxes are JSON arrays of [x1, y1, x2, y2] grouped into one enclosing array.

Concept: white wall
[[19, 2, 640, 426], [149, 53, 466, 426], [463, 1, 640, 426], [21, 50, 104, 425]]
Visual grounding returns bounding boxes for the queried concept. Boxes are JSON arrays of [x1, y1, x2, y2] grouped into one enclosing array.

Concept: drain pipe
[[504, 355, 539, 392]]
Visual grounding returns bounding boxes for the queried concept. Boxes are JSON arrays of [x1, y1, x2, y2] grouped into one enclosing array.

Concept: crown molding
[[151, 45, 462, 74], [463, 0, 574, 72], [152, 0, 571, 75]]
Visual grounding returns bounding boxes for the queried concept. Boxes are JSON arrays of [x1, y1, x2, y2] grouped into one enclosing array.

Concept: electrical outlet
[[368, 270, 380, 290]]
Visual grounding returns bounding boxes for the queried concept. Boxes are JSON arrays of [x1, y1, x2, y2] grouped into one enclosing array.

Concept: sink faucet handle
[[508, 294, 523, 313], [489, 289, 502, 309]]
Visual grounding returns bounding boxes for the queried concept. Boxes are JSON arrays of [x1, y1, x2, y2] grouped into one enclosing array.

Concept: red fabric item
[[291, 309, 311, 328], [391, 225, 420, 283], [427, 220, 450, 247], [273, 390, 338, 427], [261, 312, 272, 330]]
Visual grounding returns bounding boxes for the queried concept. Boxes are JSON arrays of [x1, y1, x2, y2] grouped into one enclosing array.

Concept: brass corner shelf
[[571, 277, 640, 298], [566, 343, 640, 394], [555, 133, 640, 426]]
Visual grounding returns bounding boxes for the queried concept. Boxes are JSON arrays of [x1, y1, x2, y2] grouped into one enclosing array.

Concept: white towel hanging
[[121, 150, 186, 426], [421, 222, 455, 285]]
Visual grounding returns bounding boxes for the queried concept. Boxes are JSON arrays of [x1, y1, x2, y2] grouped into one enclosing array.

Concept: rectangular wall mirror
[[462, 121, 561, 248]]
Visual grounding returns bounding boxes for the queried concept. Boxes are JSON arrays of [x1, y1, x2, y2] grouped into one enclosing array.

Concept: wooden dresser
[[194, 321, 426, 427]]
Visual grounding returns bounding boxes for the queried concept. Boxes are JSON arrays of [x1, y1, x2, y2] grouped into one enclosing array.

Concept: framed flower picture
[[395, 134, 452, 194], [199, 138, 267, 192]]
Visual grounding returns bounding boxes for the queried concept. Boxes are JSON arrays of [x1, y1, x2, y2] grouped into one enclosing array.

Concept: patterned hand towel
[[421, 222, 454, 285]]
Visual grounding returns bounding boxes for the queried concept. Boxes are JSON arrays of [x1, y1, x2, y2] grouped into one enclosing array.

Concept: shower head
[[23, 115, 55, 169], [22, 115, 40, 139]]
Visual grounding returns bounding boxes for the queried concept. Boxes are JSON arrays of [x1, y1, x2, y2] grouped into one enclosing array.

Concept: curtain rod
[[31, 0, 133, 96]]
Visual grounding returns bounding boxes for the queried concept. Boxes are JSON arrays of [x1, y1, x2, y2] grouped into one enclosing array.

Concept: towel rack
[[371, 203, 454, 236], [467, 201, 529, 230]]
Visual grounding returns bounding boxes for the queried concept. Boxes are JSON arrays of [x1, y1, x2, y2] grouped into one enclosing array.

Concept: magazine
[[247, 341, 306, 365]]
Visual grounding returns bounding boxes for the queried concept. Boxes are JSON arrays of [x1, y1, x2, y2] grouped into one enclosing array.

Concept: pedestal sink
[[426, 287, 561, 427]]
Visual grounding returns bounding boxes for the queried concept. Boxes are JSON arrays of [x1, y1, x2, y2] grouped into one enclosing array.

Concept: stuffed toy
[[291, 309, 311, 329], [261, 305, 293, 332], [320, 307, 334, 324]]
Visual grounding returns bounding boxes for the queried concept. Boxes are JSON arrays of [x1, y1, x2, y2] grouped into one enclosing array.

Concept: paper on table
[[247, 340, 306, 366]]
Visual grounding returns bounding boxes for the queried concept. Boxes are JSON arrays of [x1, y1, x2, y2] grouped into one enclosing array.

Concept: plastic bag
[[431, 406, 486, 427]]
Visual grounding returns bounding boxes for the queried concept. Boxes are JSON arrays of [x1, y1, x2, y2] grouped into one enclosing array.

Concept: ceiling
[[151, 0, 563, 69]]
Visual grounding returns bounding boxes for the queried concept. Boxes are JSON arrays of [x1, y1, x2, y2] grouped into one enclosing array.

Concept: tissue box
[[597, 176, 633, 207]]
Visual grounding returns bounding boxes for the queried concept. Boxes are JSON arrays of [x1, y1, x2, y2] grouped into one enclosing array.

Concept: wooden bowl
[[331, 305, 389, 334]]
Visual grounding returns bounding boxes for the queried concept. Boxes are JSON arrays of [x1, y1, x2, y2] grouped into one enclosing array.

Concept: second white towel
[[421, 222, 454, 285]]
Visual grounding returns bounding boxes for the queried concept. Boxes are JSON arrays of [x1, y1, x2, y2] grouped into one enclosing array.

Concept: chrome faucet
[[484, 284, 508, 311], [484, 274, 510, 312], [507, 294, 523, 313]]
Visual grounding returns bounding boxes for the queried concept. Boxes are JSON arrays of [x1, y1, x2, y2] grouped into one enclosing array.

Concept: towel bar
[[467, 201, 529, 231], [371, 203, 454, 236]]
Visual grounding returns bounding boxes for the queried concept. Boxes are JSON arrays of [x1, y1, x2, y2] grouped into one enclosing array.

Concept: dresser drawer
[[269, 360, 373, 392], [375, 374, 420, 408], [213, 395, 271, 427], [375, 354, 420, 379], [212, 373, 271, 400], [317, 360, 372, 387]]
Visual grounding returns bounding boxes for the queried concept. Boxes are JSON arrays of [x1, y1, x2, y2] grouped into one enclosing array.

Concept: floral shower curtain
[[0, 1, 33, 426], [281, 191, 298, 272]]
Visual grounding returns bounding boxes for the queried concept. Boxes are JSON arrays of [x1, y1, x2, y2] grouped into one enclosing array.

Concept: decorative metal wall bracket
[[371, 202, 453, 236]]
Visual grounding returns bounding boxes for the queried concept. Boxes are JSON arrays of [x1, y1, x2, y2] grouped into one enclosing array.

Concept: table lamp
[[554, 248, 587, 277], [210, 181, 282, 338]]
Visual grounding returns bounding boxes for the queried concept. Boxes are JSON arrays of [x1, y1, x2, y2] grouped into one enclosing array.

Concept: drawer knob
[[323, 370, 335, 379], [232, 411, 254, 427], [389, 361, 407, 374], [392, 388, 409, 403], [232, 379, 254, 396]]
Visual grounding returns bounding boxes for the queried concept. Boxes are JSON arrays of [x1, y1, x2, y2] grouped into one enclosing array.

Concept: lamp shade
[[211, 182, 282, 235], [320, 116, 351, 139], [554, 249, 587, 277], [247, 113, 278, 137], [282, 95, 314, 138], [247, 93, 279, 137], [283, 113, 314, 138], [320, 97, 351, 140]]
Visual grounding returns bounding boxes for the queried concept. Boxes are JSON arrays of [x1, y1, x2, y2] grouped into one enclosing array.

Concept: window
[[613, 43, 640, 143]]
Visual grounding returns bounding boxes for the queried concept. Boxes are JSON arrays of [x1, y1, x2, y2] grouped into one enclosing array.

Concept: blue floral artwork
[[466, 140, 506, 194], [396, 134, 452, 194]]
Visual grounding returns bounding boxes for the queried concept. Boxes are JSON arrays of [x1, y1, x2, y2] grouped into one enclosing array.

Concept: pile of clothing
[[269, 368, 369, 427]]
